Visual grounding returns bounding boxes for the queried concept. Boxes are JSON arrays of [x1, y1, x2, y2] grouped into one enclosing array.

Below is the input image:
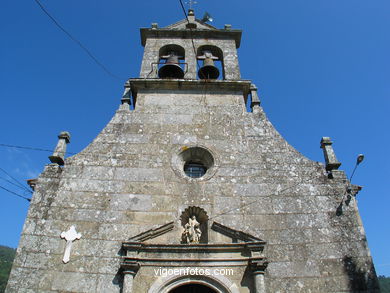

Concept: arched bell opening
[[196, 45, 224, 80], [158, 44, 186, 79]]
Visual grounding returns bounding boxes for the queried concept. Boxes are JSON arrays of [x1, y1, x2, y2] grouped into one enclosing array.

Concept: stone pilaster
[[250, 84, 261, 113], [250, 260, 268, 293], [122, 262, 140, 293]]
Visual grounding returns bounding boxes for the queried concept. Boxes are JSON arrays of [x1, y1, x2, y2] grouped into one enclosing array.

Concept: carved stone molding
[[121, 221, 268, 292], [249, 259, 269, 275], [211, 221, 264, 243], [121, 242, 266, 267], [129, 222, 174, 242]]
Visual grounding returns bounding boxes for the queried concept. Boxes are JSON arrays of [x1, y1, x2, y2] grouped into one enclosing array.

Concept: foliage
[[0, 245, 15, 293], [379, 275, 390, 293]]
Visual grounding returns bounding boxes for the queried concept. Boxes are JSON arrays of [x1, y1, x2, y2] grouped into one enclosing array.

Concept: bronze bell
[[198, 51, 220, 79], [158, 52, 185, 79]]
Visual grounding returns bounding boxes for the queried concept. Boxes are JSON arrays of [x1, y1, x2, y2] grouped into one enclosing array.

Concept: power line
[[32, 0, 123, 81], [0, 143, 327, 216], [1, 142, 322, 174], [179, 0, 190, 22], [0, 185, 31, 202], [209, 180, 308, 221], [178, 0, 205, 78], [0, 177, 32, 194], [0, 167, 32, 194], [0, 143, 76, 155]]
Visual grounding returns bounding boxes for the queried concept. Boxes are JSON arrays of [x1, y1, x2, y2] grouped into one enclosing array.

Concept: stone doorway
[[169, 283, 218, 293]]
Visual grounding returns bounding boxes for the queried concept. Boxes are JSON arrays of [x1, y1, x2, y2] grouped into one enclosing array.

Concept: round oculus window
[[171, 146, 217, 180], [183, 161, 207, 178]]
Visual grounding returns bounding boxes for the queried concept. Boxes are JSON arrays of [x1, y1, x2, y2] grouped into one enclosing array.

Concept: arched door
[[169, 283, 218, 293]]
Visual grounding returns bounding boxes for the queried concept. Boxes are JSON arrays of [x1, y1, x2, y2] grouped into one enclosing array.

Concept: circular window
[[171, 146, 217, 181], [184, 161, 207, 178]]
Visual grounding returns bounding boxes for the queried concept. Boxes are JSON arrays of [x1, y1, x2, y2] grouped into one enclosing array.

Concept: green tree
[[379, 275, 390, 293], [0, 245, 15, 293]]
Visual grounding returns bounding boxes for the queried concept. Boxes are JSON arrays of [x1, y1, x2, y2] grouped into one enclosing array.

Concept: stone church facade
[[7, 10, 379, 293]]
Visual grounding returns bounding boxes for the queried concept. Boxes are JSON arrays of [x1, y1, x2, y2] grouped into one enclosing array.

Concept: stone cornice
[[121, 257, 266, 268], [127, 78, 252, 97], [122, 242, 265, 253], [140, 28, 242, 48], [121, 241, 267, 271]]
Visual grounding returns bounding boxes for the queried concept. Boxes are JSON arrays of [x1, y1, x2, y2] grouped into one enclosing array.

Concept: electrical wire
[[177, 3, 304, 220], [1, 142, 321, 175], [0, 143, 77, 155], [32, 0, 123, 81], [179, 0, 190, 22], [0, 167, 32, 194], [2, 4, 329, 213], [0, 142, 124, 160], [0, 144, 328, 215], [178, 0, 206, 78], [0, 185, 31, 202], [0, 177, 33, 194], [336, 160, 363, 215], [209, 180, 310, 221]]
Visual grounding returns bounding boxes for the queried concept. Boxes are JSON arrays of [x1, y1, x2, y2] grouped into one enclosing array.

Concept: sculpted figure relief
[[182, 215, 202, 244]]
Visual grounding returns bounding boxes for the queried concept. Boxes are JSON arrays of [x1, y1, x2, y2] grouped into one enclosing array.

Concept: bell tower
[[124, 9, 253, 130], [139, 9, 241, 81], [6, 8, 379, 293]]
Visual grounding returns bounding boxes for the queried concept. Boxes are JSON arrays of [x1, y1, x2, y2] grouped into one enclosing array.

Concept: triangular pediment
[[128, 221, 264, 244], [129, 222, 174, 242], [122, 222, 267, 277], [211, 222, 263, 243], [164, 18, 217, 30]]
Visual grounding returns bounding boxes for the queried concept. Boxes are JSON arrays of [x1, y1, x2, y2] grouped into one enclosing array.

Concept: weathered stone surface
[[6, 10, 379, 293]]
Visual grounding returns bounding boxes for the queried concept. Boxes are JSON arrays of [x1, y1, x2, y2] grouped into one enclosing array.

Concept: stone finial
[[121, 88, 131, 106], [27, 178, 38, 191], [186, 9, 197, 29], [49, 131, 71, 166], [151, 23, 158, 29], [250, 84, 261, 110], [224, 24, 232, 30], [320, 137, 341, 171]]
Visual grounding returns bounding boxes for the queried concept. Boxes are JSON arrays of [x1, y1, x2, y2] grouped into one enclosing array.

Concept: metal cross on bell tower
[[185, 0, 197, 9]]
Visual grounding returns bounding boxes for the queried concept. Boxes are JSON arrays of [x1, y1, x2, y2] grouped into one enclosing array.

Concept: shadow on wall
[[343, 256, 380, 292], [240, 266, 253, 292], [112, 271, 123, 291]]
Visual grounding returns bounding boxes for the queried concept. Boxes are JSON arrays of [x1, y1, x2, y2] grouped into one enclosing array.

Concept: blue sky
[[1, 0, 389, 276]]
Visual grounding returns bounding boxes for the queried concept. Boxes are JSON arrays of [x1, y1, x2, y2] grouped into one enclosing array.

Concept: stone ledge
[[127, 78, 252, 98], [122, 241, 266, 253], [140, 28, 242, 48]]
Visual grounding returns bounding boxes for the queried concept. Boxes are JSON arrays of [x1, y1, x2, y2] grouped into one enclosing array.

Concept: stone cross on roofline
[[185, 0, 197, 10]]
